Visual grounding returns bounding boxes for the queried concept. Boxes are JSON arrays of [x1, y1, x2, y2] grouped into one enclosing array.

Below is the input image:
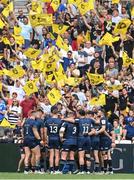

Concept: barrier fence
[[0, 143, 134, 173]]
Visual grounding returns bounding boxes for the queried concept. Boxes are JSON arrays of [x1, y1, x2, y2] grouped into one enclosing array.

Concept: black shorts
[[20, 144, 25, 154], [23, 138, 39, 149], [100, 137, 112, 151], [48, 137, 61, 149], [78, 136, 91, 151], [62, 139, 77, 152]]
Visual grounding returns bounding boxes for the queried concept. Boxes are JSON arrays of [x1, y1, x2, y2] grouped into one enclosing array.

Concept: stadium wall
[[0, 144, 134, 173]]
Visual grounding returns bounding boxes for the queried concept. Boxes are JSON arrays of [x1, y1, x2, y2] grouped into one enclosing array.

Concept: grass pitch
[[0, 173, 133, 179]]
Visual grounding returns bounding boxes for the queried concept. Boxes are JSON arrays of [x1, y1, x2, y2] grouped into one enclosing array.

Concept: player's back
[[45, 117, 62, 137], [35, 119, 44, 136], [77, 118, 93, 136], [23, 119, 36, 140], [62, 121, 77, 145]]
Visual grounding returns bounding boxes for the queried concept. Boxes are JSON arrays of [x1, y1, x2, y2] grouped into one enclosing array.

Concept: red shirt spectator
[[20, 96, 36, 118]]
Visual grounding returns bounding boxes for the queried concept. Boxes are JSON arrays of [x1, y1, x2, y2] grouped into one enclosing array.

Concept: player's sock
[[104, 159, 108, 173], [94, 162, 99, 172], [35, 160, 41, 171], [55, 166, 59, 171], [59, 160, 66, 172], [40, 158, 44, 170], [24, 166, 29, 172], [31, 166, 36, 172], [79, 165, 84, 172], [86, 165, 91, 173], [108, 160, 113, 172], [68, 160, 74, 172], [49, 167, 54, 172], [101, 166, 104, 172]]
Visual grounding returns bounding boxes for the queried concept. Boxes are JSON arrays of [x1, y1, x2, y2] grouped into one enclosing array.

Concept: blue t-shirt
[[0, 101, 6, 121], [75, 118, 93, 136], [35, 119, 44, 136], [45, 117, 62, 138], [18, 21, 33, 40], [125, 124, 134, 139], [62, 57, 74, 71], [23, 119, 37, 140]]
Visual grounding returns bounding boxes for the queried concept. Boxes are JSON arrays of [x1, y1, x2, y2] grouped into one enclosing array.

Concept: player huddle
[[20, 106, 115, 175]]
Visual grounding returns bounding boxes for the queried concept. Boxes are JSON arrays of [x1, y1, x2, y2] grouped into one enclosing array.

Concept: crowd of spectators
[[0, 0, 134, 143]]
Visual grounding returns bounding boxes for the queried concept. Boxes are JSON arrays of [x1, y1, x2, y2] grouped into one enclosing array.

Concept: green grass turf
[[0, 173, 133, 179]]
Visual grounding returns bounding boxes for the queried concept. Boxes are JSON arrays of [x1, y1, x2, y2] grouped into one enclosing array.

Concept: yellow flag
[[78, 0, 94, 15], [56, 35, 69, 51], [1, 0, 9, 4], [90, 94, 106, 106], [47, 88, 62, 105], [0, 19, 5, 29], [24, 48, 41, 59], [52, 24, 69, 35], [68, 0, 80, 5], [45, 73, 54, 84], [32, 1, 42, 14], [122, 52, 134, 67], [0, 70, 3, 76], [66, 77, 82, 87], [113, 19, 131, 35], [87, 73, 105, 85], [11, 66, 25, 79], [51, 0, 60, 11], [44, 62, 57, 72], [0, 118, 10, 127], [0, 83, 2, 92], [54, 64, 67, 86], [44, 54, 59, 64], [41, 0, 51, 2], [31, 59, 44, 70], [2, 37, 10, 45], [84, 30, 90, 42], [14, 26, 22, 35], [112, 0, 119, 4], [2, 2, 13, 17], [29, 13, 53, 27], [107, 84, 123, 91], [131, 7, 134, 17], [99, 32, 120, 46], [78, 2, 89, 15], [23, 80, 38, 96], [10, 124, 16, 128], [3, 66, 25, 79], [13, 35, 24, 45]]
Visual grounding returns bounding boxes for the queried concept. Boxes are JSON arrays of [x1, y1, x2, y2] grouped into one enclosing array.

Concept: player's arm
[[43, 127, 48, 146], [62, 117, 75, 123], [59, 126, 65, 142], [96, 124, 106, 135], [32, 126, 44, 145], [88, 128, 95, 136], [40, 127, 44, 141]]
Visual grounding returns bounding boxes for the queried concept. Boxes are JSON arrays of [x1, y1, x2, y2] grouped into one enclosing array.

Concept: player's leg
[[101, 151, 108, 174], [54, 149, 60, 172], [78, 150, 85, 173], [24, 147, 31, 174], [31, 145, 41, 173], [68, 150, 76, 173], [59, 150, 68, 173], [31, 152, 36, 172], [85, 151, 91, 174], [17, 153, 25, 172], [93, 150, 100, 173], [49, 149, 54, 173], [107, 149, 113, 174], [85, 138, 91, 174]]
